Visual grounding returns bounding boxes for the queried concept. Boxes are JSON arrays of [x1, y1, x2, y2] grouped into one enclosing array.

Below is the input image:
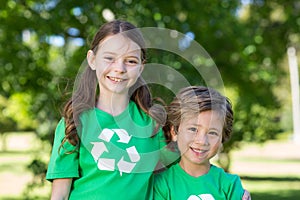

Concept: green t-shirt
[[46, 101, 170, 200], [154, 163, 245, 200]]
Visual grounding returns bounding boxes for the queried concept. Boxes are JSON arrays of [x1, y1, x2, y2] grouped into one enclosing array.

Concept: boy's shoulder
[[210, 165, 242, 183], [155, 163, 179, 181]]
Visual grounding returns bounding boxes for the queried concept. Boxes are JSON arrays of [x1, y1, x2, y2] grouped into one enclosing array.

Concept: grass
[[1, 132, 300, 199], [0, 132, 52, 199], [242, 177, 300, 200], [229, 139, 300, 200]]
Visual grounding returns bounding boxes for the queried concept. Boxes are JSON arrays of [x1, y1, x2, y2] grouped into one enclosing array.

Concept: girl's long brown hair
[[60, 20, 165, 151]]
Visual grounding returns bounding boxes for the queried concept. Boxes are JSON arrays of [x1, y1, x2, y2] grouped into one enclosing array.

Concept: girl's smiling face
[[87, 34, 144, 96], [172, 110, 224, 168]]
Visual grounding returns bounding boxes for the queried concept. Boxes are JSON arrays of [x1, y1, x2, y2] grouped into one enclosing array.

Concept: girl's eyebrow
[[102, 52, 117, 55], [102, 51, 140, 57]]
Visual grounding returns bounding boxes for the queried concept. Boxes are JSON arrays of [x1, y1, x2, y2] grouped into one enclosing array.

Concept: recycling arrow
[[98, 128, 115, 142], [117, 156, 136, 176], [90, 142, 108, 162], [187, 194, 215, 200], [117, 146, 140, 175], [91, 128, 141, 175], [126, 146, 140, 162], [97, 158, 115, 171], [112, 129, 132, 143]]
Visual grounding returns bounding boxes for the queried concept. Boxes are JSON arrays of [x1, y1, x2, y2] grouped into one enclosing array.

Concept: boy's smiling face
[[171, 110, 224, 169]]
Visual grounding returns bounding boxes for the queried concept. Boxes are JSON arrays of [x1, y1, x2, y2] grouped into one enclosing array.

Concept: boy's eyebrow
[[188, 123, 221, 131], [208, 128, 221, 132]]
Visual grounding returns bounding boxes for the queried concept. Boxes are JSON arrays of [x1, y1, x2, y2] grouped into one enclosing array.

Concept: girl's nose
[[112, 58, 127, 73]]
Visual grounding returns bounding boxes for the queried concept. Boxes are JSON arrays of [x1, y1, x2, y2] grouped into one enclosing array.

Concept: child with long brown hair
[[46, 20, 167, 200]]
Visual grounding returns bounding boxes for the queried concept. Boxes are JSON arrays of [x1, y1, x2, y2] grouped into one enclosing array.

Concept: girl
[[46, 20, 167, 200], [154, 86, 251, 200]]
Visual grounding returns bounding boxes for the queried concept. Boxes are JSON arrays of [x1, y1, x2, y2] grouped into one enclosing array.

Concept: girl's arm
[[50, 178, 73, 200]]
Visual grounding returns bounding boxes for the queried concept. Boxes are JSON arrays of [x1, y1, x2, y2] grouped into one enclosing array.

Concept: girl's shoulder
[[128, 101, 154, 124], [54, 117, 66, 135]]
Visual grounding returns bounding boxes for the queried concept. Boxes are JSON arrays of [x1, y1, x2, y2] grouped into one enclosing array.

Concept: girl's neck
[[96, 93, 129, 116], [179, 161, 211, 177]]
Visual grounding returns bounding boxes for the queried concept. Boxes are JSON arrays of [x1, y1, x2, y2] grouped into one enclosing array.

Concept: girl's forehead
[[98, 34, 141, 55]]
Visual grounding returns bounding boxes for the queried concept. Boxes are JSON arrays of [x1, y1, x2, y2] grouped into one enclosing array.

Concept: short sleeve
[[46, 118, 79, 181], [154, 173, 169, 200], [225, 174, 245, 199]]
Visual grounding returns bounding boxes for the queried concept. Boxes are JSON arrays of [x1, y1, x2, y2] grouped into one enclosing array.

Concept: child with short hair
[[154, 86, 251, 200]]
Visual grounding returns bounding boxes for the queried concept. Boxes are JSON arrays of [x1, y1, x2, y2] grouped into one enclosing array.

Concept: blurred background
[[0, 0, 299, 199]]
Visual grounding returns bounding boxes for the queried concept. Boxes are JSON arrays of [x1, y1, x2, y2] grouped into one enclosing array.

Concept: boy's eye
[[208, 131, 219, 136], [187, 127, 197, 132]]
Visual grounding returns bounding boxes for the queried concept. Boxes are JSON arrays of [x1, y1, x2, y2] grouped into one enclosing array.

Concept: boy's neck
[[179, 161, 211, 177]]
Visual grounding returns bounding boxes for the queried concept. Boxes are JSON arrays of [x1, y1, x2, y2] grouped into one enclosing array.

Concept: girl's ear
[[170, 126, 177, 142], [87, 50, 96, 70]]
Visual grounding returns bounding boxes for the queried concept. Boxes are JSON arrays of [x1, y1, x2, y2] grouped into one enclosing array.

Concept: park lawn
[[0, 132, 300, 199], [230, 140, 300, 200], [0, 132, 51, 199], [242, 178, 300, 200]]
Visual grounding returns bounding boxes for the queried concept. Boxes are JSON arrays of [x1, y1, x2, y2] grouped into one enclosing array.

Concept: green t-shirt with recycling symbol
[[46, 101, 170, 200], [154, 163, 245, 200]]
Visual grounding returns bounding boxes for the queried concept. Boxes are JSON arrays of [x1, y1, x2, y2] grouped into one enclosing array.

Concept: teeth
[[110, 77, 123, 82], [192, 148, 206, 153]]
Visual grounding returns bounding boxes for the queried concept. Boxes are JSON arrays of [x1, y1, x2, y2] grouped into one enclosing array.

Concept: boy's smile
[[172, 110, 224, 173]]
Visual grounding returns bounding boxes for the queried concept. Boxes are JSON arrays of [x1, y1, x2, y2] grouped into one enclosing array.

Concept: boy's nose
[[194, 132, 208, 145]]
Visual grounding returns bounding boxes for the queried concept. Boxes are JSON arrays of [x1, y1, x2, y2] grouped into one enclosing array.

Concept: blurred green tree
[[0, 0, 299, 197]]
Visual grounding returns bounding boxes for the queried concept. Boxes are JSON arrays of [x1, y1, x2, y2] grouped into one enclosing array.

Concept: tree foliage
[[0, 0, 299, 196]]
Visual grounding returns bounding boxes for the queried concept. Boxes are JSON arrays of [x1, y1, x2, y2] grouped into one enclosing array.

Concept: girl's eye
[[125, 58, 139, 66], [104, 57, 114, 62]]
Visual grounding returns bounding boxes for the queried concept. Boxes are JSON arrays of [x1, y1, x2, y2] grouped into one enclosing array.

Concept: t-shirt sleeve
[[224, 174, 245, 199], [153, 173, 169, 200], [46, 118, 79, 181]]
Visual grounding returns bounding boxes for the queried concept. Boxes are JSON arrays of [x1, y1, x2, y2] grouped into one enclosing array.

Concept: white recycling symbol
[[187, 194, 215, 200], [90, 128, 140, 176]]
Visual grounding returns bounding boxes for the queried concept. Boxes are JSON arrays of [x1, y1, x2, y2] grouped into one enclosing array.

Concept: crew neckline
[[94, 101, 133, 120], [175, 163, 215, 180]]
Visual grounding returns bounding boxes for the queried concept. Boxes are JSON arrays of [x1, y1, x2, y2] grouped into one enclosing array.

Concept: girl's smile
[[87, 34, 144, 96], [107, 76, 127, 83]]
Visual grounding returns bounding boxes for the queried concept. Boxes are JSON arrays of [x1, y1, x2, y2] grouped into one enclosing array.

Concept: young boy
[[154, 86, 251, 200]]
